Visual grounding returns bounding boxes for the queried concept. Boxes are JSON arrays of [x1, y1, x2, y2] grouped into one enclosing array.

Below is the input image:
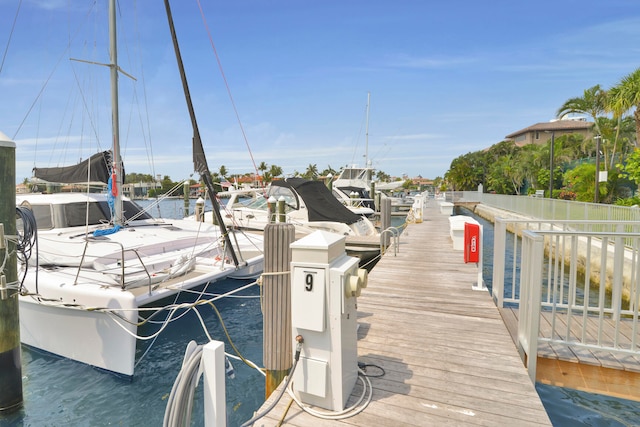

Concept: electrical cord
[[163, 341, 203, 427], [282, 359, 384, 421], [285, 368, 373, 420], [240, 336, 304, 427], [162, 340, 239, 427], [15, 206, 38, 292], [358, 362, 386, 378]]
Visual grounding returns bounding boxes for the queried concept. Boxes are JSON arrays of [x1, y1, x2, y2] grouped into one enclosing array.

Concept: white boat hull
[[19, 254, 263, 376]]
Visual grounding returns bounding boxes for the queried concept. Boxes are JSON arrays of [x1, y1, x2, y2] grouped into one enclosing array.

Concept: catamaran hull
[[18, 255, 264, 377], [19, 280, 139, 377]]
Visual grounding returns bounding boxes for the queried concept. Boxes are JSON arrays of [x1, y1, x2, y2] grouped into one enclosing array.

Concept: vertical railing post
[[518, 231, 544, 383], [492, 218, 507, 307], [612, 235, 624, 324]]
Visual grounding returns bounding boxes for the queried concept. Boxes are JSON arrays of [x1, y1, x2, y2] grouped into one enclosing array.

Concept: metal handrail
[[517, 228, 640, 382], [380, 227, 400, 256], [74, 238, 153, 292]]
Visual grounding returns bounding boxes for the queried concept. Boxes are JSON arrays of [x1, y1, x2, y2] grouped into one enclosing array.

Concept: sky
[[1, 0, 640, 184]]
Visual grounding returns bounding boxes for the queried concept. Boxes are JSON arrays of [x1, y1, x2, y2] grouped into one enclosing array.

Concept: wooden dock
[[252, 204, 552, 426], [500, 307, 640, 401]]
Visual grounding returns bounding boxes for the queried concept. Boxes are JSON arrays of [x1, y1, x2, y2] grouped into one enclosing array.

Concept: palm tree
[[608, 67, 640, 147], [303, 164, 318, 180], [258, 161, 268, 176], [556, 85, 607, 136], [268, 165, 283, 181]]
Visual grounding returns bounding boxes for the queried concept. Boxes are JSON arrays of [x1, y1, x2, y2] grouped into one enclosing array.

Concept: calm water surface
[[2, 199, 640, 426]]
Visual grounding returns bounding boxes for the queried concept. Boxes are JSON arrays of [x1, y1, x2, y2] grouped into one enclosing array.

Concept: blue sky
[[1, 0, 640, 184]]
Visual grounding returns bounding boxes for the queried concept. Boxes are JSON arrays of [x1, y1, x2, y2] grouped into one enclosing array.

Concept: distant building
[[505, 118, 594, 147], [16, 183, 29, 194], [122, 181, 161, 199]]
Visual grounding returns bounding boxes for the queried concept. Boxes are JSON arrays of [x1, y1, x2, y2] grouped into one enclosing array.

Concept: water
[[3, 200, 640, 426], [2, 277, 263, 426]]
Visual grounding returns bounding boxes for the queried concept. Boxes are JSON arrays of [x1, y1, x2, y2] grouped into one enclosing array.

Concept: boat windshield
[[267, 185, 299, 211], [244, 196, 269, 210]]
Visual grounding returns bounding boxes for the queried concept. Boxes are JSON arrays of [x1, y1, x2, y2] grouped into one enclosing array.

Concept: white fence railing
[[462, 190, 640, 222], [492, 219, 640, 382], [492, 218, 640, 308]]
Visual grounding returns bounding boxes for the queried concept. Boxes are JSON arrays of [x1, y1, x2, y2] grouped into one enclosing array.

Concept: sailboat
[[15, 0, 264, 377], [333, 94, 376, 204], [332, 93, 403, 208]]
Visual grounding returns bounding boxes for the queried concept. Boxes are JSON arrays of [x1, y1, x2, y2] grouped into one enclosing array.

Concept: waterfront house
[[505, 118, 594, 147]]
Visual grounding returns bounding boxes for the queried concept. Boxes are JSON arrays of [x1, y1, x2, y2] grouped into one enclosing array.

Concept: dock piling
[[0, 132, 22, 413], [183, 181, 189, 216], [263, 223, 295, 397]]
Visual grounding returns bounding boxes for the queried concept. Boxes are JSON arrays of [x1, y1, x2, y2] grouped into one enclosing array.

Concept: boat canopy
[[32, 150, 117, 184], [271, 178, 363, 225]]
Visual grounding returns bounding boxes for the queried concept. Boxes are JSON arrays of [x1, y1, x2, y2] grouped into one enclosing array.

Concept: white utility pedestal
[[290, 230, 367, 411]]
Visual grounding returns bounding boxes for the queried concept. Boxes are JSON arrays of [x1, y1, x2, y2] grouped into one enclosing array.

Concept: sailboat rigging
[[14, 0, 264, 377], [163, 0, 239, 267]]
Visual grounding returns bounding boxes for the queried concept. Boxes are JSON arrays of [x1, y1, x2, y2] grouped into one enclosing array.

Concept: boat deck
[[251, 204, 551, 426]]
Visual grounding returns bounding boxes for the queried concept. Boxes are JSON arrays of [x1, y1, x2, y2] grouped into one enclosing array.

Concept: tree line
[[443, 67, 640, 204], [129, 161, 400, 197]]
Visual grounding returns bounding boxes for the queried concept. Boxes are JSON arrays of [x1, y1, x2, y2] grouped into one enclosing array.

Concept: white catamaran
[[15, 0, 264, 377]]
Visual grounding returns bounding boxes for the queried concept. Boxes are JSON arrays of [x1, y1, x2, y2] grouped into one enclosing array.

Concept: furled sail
[[32, 151, 121, 184]]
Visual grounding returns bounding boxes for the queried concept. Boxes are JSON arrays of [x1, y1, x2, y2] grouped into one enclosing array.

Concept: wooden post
[[0, 132, 22, 413], [263, 223, 295, 398], [380, 197, 392, 246], [267, 196, 276, 224], [195, 197, 205, 222], [370, 181, 376, 212], [277, 196, 286, 223], [183, 181, 190, 216]]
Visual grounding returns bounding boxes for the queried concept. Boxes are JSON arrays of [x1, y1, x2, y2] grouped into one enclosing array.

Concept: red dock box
[[464, 222, 480, 263]]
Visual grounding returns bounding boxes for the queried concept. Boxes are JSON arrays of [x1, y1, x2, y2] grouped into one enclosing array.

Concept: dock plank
[[251, 205, 551, 426]]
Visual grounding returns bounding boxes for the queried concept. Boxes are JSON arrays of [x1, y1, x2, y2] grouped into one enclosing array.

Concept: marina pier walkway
[[252, 203, 552, 426]]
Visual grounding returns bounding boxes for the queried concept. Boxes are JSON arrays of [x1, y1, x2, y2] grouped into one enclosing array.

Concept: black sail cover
[[271, 178, 363, 225], [32, 151, 118, 184]]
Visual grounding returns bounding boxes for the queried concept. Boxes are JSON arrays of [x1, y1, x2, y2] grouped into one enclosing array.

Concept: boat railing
[[380, 226, 400, 256], [341, 196, 375, 209], [76, 238, 153, 293], [516, 227, 640, 382]]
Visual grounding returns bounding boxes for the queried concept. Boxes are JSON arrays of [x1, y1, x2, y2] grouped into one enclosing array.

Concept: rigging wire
[[0, 0, 22, 76], [350, 101, 369, 166], [195, 0, 260, 180], [12, 3, 99, 141]]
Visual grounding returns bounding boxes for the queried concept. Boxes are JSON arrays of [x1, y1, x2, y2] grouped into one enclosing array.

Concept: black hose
[[15, 206, 38, 291]]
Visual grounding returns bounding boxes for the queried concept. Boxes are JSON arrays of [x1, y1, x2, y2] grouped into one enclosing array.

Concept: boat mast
[[163, 0, 239, 267], [365, 91, 370, 168], [109, 0, 124, 226]]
